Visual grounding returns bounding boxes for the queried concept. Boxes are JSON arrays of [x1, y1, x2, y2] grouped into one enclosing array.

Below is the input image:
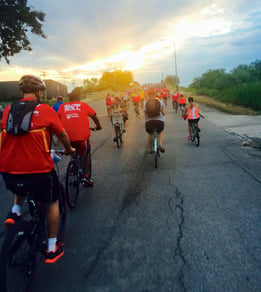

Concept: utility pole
[[173, 42, 179, 92], [41, 71, 47, 100], [160, 39, 179, 92]]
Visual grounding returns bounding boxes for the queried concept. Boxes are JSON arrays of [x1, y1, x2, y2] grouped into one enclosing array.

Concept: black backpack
[[6, 100, 39, 135], [145, 99, 161, 118]]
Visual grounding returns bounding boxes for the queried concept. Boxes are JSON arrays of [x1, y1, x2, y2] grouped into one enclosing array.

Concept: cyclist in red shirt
[[178, 93, 187, 114], [133, 93, 140, 116], [58, 89, 102, 187], [172, 91, 180, 112], [105, 93, 112, 116], [0, 75, 75, 264]]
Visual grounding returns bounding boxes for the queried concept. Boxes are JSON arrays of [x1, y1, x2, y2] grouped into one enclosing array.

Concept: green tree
[[164, 74, 179, 88], [99, 70, 133, 91], [0, 0, 46, 64]]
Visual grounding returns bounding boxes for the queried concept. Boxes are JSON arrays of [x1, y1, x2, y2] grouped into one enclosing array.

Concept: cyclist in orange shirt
[[0, 75, 75, 264], [183, 96, 201, 140], [58, 89, 102, 187]]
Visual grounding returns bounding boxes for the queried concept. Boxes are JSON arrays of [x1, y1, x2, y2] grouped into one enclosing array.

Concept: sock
[[47, 237, 57, 252], [11, 204, 21, 216]]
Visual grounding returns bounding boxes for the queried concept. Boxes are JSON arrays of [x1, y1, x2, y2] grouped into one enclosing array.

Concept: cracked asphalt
[[0, 99, 260, 291]]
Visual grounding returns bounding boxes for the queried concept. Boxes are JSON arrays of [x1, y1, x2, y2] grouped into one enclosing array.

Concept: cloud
[[0, 0, 260, 90]]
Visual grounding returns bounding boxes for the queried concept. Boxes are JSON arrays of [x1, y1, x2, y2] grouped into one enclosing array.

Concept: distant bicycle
[[112, 111, 125, 148], [190, 120, 200, 147], [172, 100, 178, 113]]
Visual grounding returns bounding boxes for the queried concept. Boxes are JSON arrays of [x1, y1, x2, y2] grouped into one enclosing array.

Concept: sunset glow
[[0, 1, 259, 90]]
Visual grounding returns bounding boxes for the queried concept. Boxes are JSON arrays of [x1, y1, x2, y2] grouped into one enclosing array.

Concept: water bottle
[[51, 152, 61, 164]]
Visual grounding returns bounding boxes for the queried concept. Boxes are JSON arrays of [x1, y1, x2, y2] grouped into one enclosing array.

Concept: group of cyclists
[[105, 85, 200, 148], [0, 76, 200, 267]]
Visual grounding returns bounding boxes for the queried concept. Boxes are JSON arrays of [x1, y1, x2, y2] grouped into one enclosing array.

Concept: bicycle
[[190, 121, 200, 147], [172, 100, 178, 113], [179, 104, 186, 115], [134, 103, 140, 116], [152, 130, 160, 168], [106, 105, 112, 117], [111, 111, 125, 148], [0, 150, 66, 292], [65, 128, 96, 209]]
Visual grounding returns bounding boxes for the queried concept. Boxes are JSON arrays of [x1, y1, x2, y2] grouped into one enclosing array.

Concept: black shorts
[[188, 118, 200, 125], [1, 170, 59, 203], [145, 120, 164, 134]]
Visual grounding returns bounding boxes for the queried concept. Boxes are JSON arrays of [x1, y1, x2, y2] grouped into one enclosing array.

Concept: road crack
[[168, 178, 187, 292]]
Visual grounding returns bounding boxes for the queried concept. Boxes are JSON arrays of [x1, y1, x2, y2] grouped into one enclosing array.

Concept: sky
[[0, 0, 261, 92]]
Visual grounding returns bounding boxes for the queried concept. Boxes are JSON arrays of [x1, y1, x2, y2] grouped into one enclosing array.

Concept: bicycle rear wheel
[[0, 221, 35, 292], [87, 151, 92, 178], [65, 159, 80, 209], [153, 135, 158, 168], [194, 131, 200, 147], [115, 126, 121, 148]]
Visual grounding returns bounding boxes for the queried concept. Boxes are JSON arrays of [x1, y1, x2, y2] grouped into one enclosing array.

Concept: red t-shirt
[[179, 97, 186, 104], [163, 92, 168, 98], [58, 101, 95, 141], [172, 92, 180, 101], [0, 98, 64, 174], [133, 95, 140, 103]]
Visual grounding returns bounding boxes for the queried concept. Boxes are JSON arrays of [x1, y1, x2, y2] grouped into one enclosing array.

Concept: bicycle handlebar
[[50, 149, 65, 154], [90, 126, 101, 131]]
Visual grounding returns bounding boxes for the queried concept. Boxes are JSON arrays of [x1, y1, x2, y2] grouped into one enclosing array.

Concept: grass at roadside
[[180, 88, 260, 115]]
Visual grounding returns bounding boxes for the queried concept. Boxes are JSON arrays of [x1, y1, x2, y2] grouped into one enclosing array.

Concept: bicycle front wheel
[[0, 221, 35, 292], [65, 159, 80, 209]]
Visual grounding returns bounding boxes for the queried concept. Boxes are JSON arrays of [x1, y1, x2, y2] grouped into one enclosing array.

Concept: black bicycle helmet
[[19, 75, 46, 92]]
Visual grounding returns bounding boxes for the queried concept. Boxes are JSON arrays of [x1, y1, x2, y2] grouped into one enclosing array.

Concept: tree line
[[189, 60, 261, 111]]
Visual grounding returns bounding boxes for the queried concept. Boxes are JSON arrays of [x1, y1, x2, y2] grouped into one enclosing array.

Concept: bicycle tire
[[153, 135, 158, 168], [115, 126, 121, 148], [120, 130, 123, 143], [194, 132, 200, 147], [65, 159, 80, 209], [87, 151, 92, 178], [57, 183, 66, 242], [0, 221, 35, 292]]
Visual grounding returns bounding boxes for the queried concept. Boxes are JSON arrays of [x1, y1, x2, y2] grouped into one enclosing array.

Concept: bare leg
[[147, 133, 152, 151], [188, 122, 192, 136], [14, 194, 26, 206], [158, 131, 163, 146], [46, 200, 59, 238], [83, 151, 91, 176]]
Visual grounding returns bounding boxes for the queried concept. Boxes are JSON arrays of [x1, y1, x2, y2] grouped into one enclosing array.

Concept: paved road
[[0, 99, 260, 292]]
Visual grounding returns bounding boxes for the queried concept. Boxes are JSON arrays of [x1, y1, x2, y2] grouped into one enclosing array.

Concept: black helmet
[[19, 75, 46, 92]]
